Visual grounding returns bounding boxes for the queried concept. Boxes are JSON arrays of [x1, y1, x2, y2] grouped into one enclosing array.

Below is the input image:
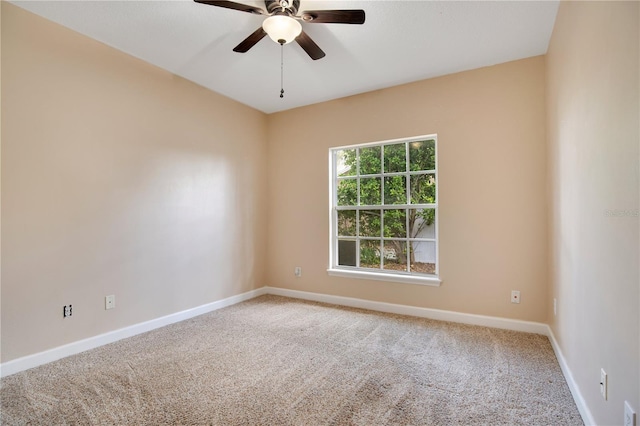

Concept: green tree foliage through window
[[334, 138, 437, 275]]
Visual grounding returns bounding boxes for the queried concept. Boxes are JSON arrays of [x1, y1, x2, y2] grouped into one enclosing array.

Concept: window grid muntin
[[331, 135, 438, 277]]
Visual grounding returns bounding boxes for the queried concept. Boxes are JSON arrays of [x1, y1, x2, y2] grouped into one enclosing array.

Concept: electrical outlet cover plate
[[511, 290, 520, 304], [625, 401, 637, 426]]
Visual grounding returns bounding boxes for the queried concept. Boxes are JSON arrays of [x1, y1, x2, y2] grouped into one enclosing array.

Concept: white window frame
[[327, 134, 441, 286]]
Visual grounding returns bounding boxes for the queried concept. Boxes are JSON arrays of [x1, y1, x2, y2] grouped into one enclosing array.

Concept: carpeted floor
[[1, 295, 583, 425]]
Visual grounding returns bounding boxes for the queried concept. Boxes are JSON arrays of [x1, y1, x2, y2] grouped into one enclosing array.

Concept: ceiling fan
[[194, 0, 366, 60]]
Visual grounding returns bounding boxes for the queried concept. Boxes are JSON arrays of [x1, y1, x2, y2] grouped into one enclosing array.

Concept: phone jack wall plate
[[105, 295, 115, 310]]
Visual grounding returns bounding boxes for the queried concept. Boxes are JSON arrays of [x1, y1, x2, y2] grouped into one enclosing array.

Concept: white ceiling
[[11, 0, 559, 114]]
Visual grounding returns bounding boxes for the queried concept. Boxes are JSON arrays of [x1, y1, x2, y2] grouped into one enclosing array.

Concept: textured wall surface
[[1, 3, 268, 362], [267, 56, 548, 322], [546, 1, 639, 424]]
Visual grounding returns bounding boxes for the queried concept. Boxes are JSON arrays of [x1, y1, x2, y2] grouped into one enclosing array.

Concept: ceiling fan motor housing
[[265, 0, 300, 16]]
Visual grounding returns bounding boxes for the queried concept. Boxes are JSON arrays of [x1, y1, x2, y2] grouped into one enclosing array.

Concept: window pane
[[330, 137, 437, 278], [359, 146, 381, 175], [359, 210, 381, 237], [360, 177, 381, 205], [337, 149, 356, 177], [409, 139, 435, 172], [360, 239, 381, 269], [337, 210, 356, 236], [410, 174, 436, 204], [383, 209, 406, 238], [337, 178, 357, 206], [338, 239, 357, 266], [384, 175, 406, 205], [384, 143, 406, 173], [383, 241, 407, 272], [408, 209, 436, 239], [409, 241, 436, 274]]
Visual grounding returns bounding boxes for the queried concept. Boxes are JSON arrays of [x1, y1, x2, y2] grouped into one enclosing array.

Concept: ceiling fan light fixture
[[262, 15, 302, 45]]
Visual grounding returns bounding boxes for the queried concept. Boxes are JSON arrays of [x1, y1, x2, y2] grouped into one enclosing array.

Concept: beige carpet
[[1, 295, 582, 425]]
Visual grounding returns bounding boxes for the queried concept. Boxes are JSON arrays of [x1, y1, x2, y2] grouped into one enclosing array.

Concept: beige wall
[[267, 56, 548, 322], [547, 1, 639, 424], [1, 3, 268, 362], [6, 7, 638, 425]]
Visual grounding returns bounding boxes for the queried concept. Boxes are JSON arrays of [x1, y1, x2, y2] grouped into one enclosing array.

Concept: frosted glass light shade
[[262, 15, 302, 45]]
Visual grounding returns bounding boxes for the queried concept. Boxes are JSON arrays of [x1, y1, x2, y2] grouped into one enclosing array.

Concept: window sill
[[327, 268, 442, 287]]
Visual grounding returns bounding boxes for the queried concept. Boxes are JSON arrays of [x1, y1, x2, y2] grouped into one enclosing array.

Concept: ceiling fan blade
[[233, 27, 267, 52], [300, 10, 365, 24], [194, 0, 265, 15], [295, 31, 325, 60]]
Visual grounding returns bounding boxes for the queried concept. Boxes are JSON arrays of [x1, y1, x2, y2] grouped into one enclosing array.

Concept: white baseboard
[[0, 286, 547, 378], [265, 286, 549, 335], [546, 326, 595, 426], [0, 287, 267, 378], [265, 287, 590, 426], [0, 284, 590, 426]]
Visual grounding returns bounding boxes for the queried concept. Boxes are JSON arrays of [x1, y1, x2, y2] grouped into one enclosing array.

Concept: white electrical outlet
[[105, 295, 115, 310], [511, 290, 520, 304], [294, 267, 302, 277], [600, 368, 607, 400], [625, 401, 637, 426], [553, 298, 557, 316]]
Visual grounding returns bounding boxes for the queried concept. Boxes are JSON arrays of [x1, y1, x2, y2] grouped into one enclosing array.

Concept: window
[[328, 135, 440, 286]]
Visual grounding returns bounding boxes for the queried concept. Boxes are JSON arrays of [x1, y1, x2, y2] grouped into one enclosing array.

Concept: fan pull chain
[[280, 42, 284, 98]]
